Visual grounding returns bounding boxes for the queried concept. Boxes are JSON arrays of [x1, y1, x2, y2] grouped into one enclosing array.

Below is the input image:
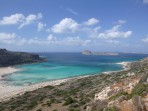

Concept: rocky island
[[0, 49, 46, 67], [82, 50, 119, 56]]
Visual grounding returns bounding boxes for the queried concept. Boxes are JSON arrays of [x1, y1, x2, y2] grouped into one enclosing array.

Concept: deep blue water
[[4, 53, 148, 86]]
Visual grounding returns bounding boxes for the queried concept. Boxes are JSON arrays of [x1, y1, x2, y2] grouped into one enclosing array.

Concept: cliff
[[0, 49, 46, 67]]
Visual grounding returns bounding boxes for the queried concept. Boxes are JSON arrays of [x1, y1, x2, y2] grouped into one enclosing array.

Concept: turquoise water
[[4, 53, 148, 86]]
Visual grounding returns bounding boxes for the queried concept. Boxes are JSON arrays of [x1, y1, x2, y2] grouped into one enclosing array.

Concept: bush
[[127, 83, 148, 99], [68, 108, 79, 111], [44, 85, 55, 89], [36, 108, 42, 111], [109, 92, 128, 100], [104, 107, 118, 111], [63, 97, 77, 106], [50, 98, 56, 103]]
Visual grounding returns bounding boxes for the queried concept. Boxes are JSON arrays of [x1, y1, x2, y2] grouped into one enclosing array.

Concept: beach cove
[[0, 62, 128, 102], [0, 53, 148, 102]]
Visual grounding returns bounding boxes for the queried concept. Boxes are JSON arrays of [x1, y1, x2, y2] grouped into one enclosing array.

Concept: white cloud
[[51, 18, 79, 33], [0, 32, 16, 39], [62, 36, 91, 46], [19, 13, 42, 29], [84, 18, 99, 26], [0, 18, 132, 47], [47, 34, 57, 41], [0, 32, 91, 46], [0, 13, 43, 29], [98, 25, 132, 39], [66, 8, 78, 15], [25, 36, 91, 46], [0, 14, 25, 25], [38, 22, 46, 31], [143, 0, 148, 4], [117, 20, 126, 24], [142, 38, 148, 42], [106, 40, 119, 44], [142, 35, 148, 42], [0, 32, 17, 44]]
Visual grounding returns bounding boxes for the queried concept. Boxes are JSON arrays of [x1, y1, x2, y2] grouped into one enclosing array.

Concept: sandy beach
[[0, 67, 89, 102], [116, 62, 131, 70], [102, 62, 130, 74], [0, 67, 20, 80], [0, 62, 130, 102]]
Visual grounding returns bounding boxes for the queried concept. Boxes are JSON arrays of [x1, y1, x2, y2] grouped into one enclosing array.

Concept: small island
[[82, 50, 119, 56]]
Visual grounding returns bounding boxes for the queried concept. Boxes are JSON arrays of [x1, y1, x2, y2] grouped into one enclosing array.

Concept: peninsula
[[0, 49, 46, 67]]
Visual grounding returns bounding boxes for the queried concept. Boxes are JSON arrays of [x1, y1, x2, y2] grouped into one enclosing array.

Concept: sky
[[0, 0, 148, 52]]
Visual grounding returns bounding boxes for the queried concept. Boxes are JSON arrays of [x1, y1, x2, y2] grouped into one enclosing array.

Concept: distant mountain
[[0, 49, 46, 67], [82, 50, 119, 55]]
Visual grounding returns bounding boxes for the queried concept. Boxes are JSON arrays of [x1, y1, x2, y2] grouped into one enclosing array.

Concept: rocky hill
[[0, 49, 46, 67], [0, 58, 147, 111], [82, 50, 119, 56]]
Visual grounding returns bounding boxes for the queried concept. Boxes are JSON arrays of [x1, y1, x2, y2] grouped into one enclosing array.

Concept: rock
[[132, 96, 146, 111], [94, 86, 112, 101], [117, 95, 126, 103], [86, 100, 108, 111], [117, 96, 147, 111], [82, 50, 92, 55]]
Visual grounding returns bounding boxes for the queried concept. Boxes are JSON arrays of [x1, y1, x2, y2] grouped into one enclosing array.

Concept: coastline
[[0, 61, 131, 102], [0, 67, 20, 80], [116, 61, 131, 70], [0, 69, 89, 102], [102, 61, 131, 74]]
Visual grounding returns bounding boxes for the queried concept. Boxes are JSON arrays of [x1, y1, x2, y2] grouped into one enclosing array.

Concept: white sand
[[103, 62, 131, 74], [0, 67, 20, 80], [0, 78, 70, 102], [0, 67, 88, 102], [116, 62, 131, 70]]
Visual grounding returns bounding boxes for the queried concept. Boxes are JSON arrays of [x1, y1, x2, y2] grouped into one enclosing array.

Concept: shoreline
[[0, 75, 90, 102], [102, 61, 131, 74], [0, 67, 20, 80], [0, 61, 131, 102]]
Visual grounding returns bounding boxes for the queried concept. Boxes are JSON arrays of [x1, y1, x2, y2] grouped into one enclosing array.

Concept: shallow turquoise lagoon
[[4, 53, 148, 86]]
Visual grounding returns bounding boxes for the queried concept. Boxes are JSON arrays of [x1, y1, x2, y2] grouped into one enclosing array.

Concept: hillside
[[0, 58, 147, 111], [0, 49, 46, 67]]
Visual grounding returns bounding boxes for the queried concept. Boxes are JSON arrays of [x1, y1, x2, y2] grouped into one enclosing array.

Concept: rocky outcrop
[[0, 49, 46, 67], [82, 50, 119, 55], [86, 100, 108, 111], [86, 58, 148, 111], [82, 50, 92, 55]]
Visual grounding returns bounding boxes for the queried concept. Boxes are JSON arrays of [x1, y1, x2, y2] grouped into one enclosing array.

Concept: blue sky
[[0, 0, 148, 52]]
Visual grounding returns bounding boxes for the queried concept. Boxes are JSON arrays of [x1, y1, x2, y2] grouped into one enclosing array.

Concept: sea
[[3, 53, 148, 86]]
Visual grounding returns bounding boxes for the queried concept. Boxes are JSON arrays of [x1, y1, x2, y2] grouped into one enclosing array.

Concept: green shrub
[[46, 101, 51, 106], [104, 107, 118, 111], [36, 108, 42, 111], [109, 92, 128, 100], [44, 85, 54, 89], [63, 97, 77, 106], [50, 98, 56, 103], [127, 83, 148, 99], [68, 108, 79, 111]]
